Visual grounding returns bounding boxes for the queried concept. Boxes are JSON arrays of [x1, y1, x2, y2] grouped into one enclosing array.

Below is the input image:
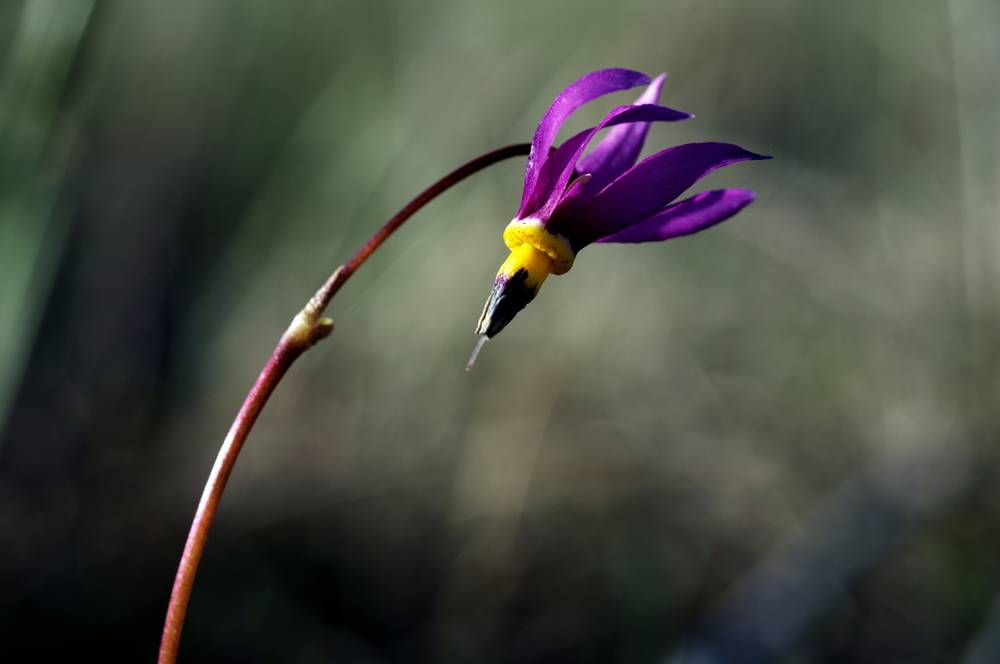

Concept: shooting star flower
[[468, 68, 770, 368]]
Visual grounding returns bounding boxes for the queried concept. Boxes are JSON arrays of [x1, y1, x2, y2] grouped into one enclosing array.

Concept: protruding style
[[466, 334, 489, 371]]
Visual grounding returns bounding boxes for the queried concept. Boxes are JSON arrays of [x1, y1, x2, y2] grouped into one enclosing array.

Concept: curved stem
[[157, 143, 530, 664]]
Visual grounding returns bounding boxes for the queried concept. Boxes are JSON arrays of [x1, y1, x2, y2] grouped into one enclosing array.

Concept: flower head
[[470, 68, 770, 365]]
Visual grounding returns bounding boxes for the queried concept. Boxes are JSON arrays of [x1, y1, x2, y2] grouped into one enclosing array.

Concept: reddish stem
[[157, 143, 530, 664]]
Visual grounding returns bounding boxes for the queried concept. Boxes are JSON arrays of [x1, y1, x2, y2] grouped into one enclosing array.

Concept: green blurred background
[[2, 0, 999, 662]]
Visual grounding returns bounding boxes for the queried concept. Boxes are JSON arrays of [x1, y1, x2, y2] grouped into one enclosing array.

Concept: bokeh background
[[2, 0, 999, 662]]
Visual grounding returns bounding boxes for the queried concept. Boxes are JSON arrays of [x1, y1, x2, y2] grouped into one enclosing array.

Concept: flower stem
[[157, 143, 530, 664]]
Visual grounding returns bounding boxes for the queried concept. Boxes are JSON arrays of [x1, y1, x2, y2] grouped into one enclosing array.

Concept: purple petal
[[596, 189, 756, 243], [550, 173, 592, 219], [567, 142, 771, 246], [576, 73, 668, 195], [522, 103, 693, 219], [518, 69, 651, 217]]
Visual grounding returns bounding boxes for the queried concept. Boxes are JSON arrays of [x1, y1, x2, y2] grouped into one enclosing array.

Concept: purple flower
[[470, 68, 769, 361]]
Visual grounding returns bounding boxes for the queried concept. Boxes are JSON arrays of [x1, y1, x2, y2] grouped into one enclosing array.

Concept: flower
[[469, 68, 770, 365]]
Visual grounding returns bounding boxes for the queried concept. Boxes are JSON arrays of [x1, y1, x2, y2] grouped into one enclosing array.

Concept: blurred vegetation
[[1, 0, 999, 662]]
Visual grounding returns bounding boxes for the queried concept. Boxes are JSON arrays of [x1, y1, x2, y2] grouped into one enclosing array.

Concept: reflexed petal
[[596, 189, 756, 243], [577, 73, 668, 195], [568, 142, 770, 246], [522, 103, 693, 219], [549, 173, 592, 219], [518, 68, 650, 217]]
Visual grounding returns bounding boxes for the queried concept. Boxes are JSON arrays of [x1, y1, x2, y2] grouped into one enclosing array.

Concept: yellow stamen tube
[[475, 242, 555, 339], [471, 218, 576, 366]]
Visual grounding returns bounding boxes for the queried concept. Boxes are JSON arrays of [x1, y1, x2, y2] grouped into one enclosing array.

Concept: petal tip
[[729, 146, 772, 162], [728, 187, 758, 201], [596, 67, 652, 85]]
